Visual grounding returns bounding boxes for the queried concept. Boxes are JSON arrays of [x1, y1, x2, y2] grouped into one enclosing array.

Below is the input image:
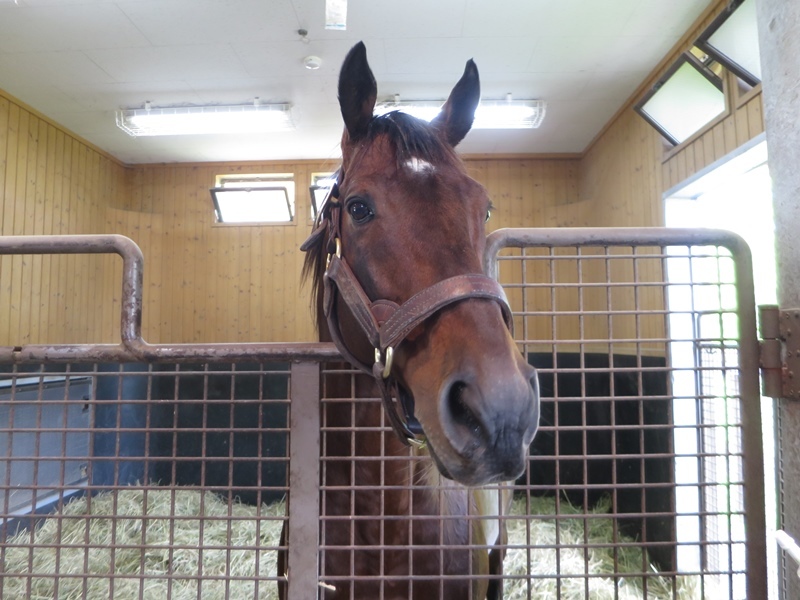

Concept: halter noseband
[[301, 172, 514, 445]]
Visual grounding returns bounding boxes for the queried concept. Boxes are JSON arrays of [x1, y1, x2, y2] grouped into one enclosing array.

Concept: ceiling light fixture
[[115, 99, 294, 137], [304, 55, 322, 70], [375, 94, 546, 129]]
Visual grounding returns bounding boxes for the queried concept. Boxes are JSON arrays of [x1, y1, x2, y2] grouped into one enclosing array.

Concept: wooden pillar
[[756, 0, 800, 597]]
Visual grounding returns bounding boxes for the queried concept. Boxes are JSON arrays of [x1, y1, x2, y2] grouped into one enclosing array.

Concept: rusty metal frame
[[0, 231, 769, 598]]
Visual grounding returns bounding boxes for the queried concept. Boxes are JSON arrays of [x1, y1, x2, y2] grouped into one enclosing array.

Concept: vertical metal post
[[756, 1, 800, 597], [734, 237, 768, 599], [287, 361, 321, 600]]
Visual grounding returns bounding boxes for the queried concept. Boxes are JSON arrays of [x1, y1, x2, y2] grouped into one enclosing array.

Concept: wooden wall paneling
[[61, 137, 76, 343], [99, 160, 120, 343], [65, 140, 83, 343], [177, 166, 196, 342], [712, 121, 726, 163], [680, 142, 696, 193], [161, 165, 178, 343], [107, 173, 118, 343], [0, 98, 19, 340], [38, 123, 57, 345], [80, 144, 95, 340], [157, 167, 173, 343], [249, 210, 265, 341], [141, 168, 161, 343], [258, 210, 276, 343], [236, 223, 253, 342], [0, 97, 8, 236], [28, 118, 48, 344], [519, 160, 539, 224], [178, 166, 199, 342], [723, 113, 737, 154], [645, 127, 662, 227], [9, 107, 29, 344], [0, 97, 7, 344], [108, 159, 124, 342], [52, 133, 71, 344], [747, 95, 763, 139], [734, 97, 750, 148], [87, 150, 101, 341], [674, 142, 687, 186]]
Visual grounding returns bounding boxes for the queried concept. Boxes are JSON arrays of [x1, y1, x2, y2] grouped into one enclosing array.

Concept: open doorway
[[664, 136, 776, 599]]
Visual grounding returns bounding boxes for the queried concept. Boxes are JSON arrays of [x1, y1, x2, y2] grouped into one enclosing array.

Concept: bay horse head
[[304, 42, 539, 486]]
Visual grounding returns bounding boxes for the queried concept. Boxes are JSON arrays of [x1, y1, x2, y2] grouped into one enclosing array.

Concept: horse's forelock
[[370, 111, 454, 168]]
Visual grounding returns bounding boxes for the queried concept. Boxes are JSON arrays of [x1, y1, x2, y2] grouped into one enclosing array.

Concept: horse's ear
[[431, 59, 480, 147], [338, 42, 377, 142]]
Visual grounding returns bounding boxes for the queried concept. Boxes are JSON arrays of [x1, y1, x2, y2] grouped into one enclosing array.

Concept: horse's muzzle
[[433, 358, 540, 486]]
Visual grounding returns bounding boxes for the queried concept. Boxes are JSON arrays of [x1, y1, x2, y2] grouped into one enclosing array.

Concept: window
[[695, 0, 761, 87], [634, 52, 726, 146], [210, 173, 295, 224], [309, 172, 336, 220]]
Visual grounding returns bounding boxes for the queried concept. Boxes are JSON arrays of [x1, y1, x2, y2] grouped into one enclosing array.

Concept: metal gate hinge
[[759, 305, 800, 400]]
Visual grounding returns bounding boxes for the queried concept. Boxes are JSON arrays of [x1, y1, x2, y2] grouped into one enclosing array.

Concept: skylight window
[[210, 174, 295, 224]]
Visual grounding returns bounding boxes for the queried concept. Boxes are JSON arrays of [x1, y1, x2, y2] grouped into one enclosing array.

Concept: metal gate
[[0, 229, 766, 599]]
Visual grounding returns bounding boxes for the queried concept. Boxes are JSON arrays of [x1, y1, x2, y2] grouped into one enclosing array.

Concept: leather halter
[[301, 172, 514, 445]]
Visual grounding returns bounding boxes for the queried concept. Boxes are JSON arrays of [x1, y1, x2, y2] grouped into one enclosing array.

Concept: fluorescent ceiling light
[[116, 102, 294, 137], [634, 53, 726, 146], [695, 0, 761, 86], [375, 97, 546, 129]]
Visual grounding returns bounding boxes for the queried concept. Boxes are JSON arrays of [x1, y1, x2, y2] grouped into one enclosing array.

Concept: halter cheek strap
[[303, 175, 514, 445]]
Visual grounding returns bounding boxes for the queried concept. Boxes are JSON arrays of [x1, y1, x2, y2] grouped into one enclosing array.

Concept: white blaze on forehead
[[405, 157, 436, 174]]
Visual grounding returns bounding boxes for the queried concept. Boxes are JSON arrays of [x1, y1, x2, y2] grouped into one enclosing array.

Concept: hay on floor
[[1, 489, 283, 600], [1, 489, 697, 599], [503, 495, 699, 599]]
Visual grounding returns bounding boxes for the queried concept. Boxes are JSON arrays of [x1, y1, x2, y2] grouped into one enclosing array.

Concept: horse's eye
[[485, 209, 492, 223], [347, 200, 373, 224]]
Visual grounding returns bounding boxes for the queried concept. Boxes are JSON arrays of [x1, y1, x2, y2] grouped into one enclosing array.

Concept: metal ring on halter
[[326, 238, 342, 269], [374, 346, 393, 379]]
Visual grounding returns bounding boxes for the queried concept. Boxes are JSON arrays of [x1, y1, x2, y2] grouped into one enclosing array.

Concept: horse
[[279, 42, 540, 599]]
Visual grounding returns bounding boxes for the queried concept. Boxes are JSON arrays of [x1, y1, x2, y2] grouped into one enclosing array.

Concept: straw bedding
[[2, 490, 696, 599]]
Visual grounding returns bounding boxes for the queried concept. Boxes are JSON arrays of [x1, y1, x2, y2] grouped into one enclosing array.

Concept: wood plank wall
[[0, 0, 766, 348], [0, 93, 128, 346]]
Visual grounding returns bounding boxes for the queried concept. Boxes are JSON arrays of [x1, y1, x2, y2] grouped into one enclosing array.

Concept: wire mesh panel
[[0, 362, 292, 600], [484, 227, 765, 600]]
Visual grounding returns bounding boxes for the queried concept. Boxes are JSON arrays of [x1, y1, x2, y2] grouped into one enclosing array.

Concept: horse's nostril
[[446, 380, 484, 438]]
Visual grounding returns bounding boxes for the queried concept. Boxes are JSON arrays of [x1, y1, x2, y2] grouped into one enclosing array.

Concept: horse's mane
[[301, 111, 459, 322]]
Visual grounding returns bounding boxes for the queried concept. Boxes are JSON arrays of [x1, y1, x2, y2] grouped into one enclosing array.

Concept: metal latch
[[759, 305, 800, 399]]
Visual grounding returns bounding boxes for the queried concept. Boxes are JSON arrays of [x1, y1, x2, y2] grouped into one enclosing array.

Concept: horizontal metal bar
[[0, 234, 341, 363], [484, 227, 753, 278]]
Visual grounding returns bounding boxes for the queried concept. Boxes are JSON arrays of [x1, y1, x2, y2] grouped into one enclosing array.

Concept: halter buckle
[[374, 346, 393, 379], [326, 237, 342, 269]]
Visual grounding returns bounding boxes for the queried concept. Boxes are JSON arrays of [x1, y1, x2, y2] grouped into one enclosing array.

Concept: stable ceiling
[[0, 0, 712, 164]]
